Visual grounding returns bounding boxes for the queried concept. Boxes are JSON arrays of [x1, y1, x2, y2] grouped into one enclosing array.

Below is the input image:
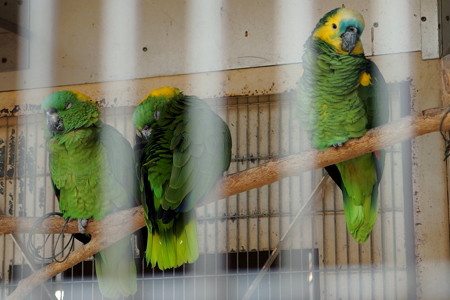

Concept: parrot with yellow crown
[[132, 87, 231, 269], [41, 90, 137, 299]]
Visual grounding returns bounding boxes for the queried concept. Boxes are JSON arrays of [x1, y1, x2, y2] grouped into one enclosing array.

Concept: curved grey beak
[[341, 26, 358, 54], [138, 125, 152, 140], [46, 108, 64, 134]]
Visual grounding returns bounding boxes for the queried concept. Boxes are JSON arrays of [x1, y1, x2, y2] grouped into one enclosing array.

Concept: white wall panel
[[0, 0, 423, 91]]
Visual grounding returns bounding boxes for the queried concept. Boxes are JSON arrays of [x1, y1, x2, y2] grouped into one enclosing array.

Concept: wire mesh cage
[[0, 82, 414, 300]]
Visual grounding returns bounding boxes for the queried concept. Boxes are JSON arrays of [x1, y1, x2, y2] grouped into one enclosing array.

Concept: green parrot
[[132, 86, 231, 269], [41, 90, 137, 299], [297, 8, 389, 242]]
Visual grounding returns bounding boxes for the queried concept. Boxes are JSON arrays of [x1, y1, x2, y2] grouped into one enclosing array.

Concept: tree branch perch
[[206, 106, 450, 201], [7, 207, 146, 300], [6, 106, 450, 299]]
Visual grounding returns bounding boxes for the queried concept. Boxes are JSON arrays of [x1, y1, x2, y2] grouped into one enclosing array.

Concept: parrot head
[[41, 90, 100, 136], [132, 86, 183, 139], [312, 8, 365, 54]]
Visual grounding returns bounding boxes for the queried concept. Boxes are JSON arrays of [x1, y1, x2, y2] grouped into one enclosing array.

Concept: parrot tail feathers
[[146, 227, 176, 269], [95, 237, 137, 299], [147, 215, 199, 270], [176, 216, 199, 267], [343, 188, 379, 243]]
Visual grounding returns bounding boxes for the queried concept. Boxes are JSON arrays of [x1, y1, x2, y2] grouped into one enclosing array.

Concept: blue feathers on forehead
[[339, 19, 364, 35]]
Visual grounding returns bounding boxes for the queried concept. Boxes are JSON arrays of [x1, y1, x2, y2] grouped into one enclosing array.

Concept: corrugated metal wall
[[0, 83, 415, 299]]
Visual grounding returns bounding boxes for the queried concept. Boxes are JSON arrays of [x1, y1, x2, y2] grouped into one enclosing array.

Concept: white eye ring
[[65, 102, 72, 110]]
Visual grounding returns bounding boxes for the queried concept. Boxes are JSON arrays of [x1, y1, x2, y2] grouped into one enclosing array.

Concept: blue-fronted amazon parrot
[[297, 8, 389, 242], [41, 90, 137, 298], [132, 87, 231, 269]]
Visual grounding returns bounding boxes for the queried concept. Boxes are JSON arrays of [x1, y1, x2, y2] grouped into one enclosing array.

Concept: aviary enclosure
[[0, 1, 449, 300]]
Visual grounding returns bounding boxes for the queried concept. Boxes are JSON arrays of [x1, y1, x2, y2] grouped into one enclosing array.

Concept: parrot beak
[[341, 26, 358, 54], [138, 125, 152, 140], [46, 108, 64, 134]]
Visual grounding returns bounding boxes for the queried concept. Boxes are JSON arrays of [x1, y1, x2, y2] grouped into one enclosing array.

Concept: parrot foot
[[77, 218, 88, 233], [332, 142, 344, 148]]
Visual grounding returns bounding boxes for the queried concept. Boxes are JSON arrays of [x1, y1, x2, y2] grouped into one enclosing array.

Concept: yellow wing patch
[[359, 72, 372, 86], [147, 87, 181, 99]]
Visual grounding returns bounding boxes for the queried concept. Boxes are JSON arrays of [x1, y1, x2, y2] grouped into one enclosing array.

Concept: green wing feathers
[[133, 87, 231, 270], [359, 61, 390, 129]]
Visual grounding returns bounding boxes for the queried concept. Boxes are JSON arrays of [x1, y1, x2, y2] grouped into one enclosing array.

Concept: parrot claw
[[78, 219, 88, 233], [332, 142, 344, 148]]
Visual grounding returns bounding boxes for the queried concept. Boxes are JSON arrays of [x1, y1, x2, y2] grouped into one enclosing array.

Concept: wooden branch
[[6, 106, 450, 299], [207, 106, 450, 201], [0, 215, 81, 234], [7, 206, 145, 300], [0, 208, 145, 235]]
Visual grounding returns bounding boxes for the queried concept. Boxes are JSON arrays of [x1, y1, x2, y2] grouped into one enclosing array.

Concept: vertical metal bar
[[163, 268, 167, 300], [256, 97, 261, 300], [380, 104, 389, 300], [7, 117, 16, 286], [225, 99, 230, 300], [333, 185, 339, 298], [173, 266, 177, 300], [320, 175, 327, 299], [214, 101, 220, 300], [0, 117, 6, 298], [242, 176, 330, 300], [399, 83, 417, 300], [236, 96, 241, 300], [152, 263, 155, 299], [267, 97, 274, 300], [358, 230, 363, 300], [370, 215, 375, 300], [0, 117, 10, 291], [288, 97, 294, 300], [345, 224, 350, 300], [81, 257, 84, 298], [277, 98, 283, 300], [245, 96, 250, 296], [213, 98, 221, 300], [390, 143, 399, 300]]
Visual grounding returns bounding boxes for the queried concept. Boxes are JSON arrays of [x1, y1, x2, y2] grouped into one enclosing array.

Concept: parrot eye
[[332, 23, 337, 29], [65, 102, 72, 110]]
